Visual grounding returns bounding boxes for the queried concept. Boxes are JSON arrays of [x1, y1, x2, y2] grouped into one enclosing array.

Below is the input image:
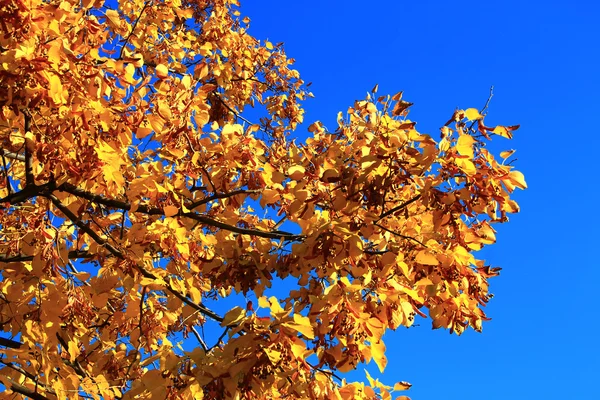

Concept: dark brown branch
[[0, 250, 96, 263], [187, 189, 261, 210], [378, 194, 421, 221], [4, 379, 53, 400], [0, 181, 52, 206], [23, 113, 33, 186], [48, 194, 124, 258], [118, 2, 151, 60], [0, 336, 23, 349], [374, 222, 427, 248], [468, 86, 494, 132], [59, 183, 301, 240], [0, 360, 43, 387]]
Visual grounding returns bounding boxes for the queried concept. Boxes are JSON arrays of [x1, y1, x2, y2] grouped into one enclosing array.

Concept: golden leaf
[[372, 340, 387, 372], [164, 205, 179, 217], [155, 64, 169, 79], [464, 108, 482, 121], [415, 250, 438, 266], [287, 165, 305, 180], [220, 306, 246, 327], [456, 134, 475, 158], [493, 125, 513, 139], [393, 381, 412, 391], [500, 149, 516, 159]]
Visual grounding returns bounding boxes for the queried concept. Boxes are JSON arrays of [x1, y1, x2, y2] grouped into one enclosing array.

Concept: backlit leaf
[[464, 108, 482, 121], [221, 306, 246, 327]]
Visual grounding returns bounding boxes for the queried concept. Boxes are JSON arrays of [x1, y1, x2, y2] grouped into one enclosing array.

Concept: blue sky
[[238, 1, 600, 399]]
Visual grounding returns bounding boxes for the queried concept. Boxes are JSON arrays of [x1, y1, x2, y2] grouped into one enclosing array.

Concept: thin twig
[[188, 189, 261, 210], [118, 2, 151, 60], [191, 326, 208, 352], [374, 222, 427, 248], [378, 194, 421, 221]]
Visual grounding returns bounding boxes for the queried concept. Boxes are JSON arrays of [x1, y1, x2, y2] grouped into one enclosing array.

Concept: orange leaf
[[163, 205, 179, 217], [415, 251, 438, 266]]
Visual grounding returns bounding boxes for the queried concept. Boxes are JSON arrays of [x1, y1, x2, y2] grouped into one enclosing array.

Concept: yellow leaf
[[365, 369, 375, 387], [500, 149, 515, 159], [372, 340, 387, 372], [282, 315, 315, 339], [181, 75, 192, 89], [493, 126, 512, 139], [164, 205, 179, 217], [287, 165, 305, 180], [260, 189, 280, 207], [263, 348, 282, 364], [105, 9, 121, 28], [148, 114, 165, 133], [508, 170, 527, 189], [220, 306, 246, 327], [68, 340, 80, 363], [49, 74, 64, 104], [348, 234, 363, 259], [455, 157, 477, 176], [156, 64, 169, 79], [157, 102, 172, 120], [258, 296, 270, 309], [415, 250, 438, 266], [456, 134, 475, 158], [464, 108, 482, 121]]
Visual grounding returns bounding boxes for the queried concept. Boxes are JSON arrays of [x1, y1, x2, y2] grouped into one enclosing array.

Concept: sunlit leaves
[[0, 0, 525, 398]]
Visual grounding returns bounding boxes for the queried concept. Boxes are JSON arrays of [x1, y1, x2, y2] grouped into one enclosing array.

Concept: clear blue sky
[[239, 1, 600, 398]]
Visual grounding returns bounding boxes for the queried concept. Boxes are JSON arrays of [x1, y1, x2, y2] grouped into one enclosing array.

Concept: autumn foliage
[[0, 0, 526, 399]]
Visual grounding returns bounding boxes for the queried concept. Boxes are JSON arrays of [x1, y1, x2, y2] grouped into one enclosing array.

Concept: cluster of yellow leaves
[[0, 0, 525, 399]]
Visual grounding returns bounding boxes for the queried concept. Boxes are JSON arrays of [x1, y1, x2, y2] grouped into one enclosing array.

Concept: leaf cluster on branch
[[0, 0, 525, 399]]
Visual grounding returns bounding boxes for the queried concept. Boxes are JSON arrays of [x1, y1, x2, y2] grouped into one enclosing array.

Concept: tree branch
[[0, 336, 23, 349], [3, 377, 53, 400], [118, 2, 151, 60], [0, 148, 25, 162], [59, 183, 301, 240], [374, 222, 427, 248], [0, 250, 96, 263], [187, 188, 261, 210], [23, 113, 33, 186], [378, 194, 421, 221], [46, 194, 224, 323]]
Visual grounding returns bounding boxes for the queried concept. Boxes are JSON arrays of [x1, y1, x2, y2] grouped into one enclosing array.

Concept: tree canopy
[[0, 0, 526, 398]]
